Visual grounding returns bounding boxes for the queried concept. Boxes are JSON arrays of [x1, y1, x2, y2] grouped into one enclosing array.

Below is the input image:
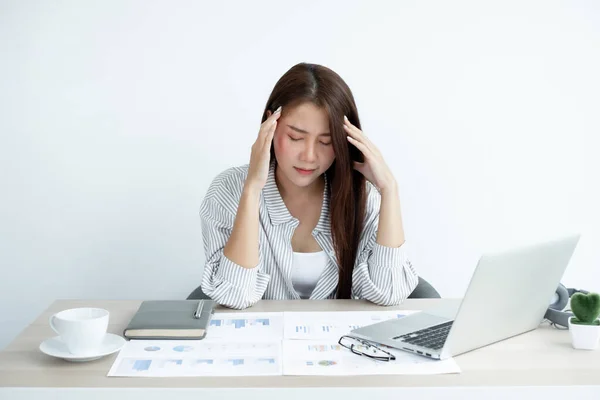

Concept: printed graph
[[297, 324, 343, 334], [152, 359, 184, 369], [193, 359, 214, 365], [301, 360, 338, 367], [295, 325, 309, 333], [318, 360, 337, 366], [204, 313, 282, 340], [307, 344, 342, 352], [133, 360, 151, 371], [110, 339, 283, 377], [256, 358, 276, 365], [211, 318, 271, 329], [173, 345, 194, 352]]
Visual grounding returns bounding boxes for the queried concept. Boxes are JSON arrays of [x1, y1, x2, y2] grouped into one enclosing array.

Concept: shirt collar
[[263, 160, 331, 234]]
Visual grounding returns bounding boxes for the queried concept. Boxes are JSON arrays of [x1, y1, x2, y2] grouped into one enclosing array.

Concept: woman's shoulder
[[205, 164, 249, 198], [201, 164, 250, 216], [211, 164, 249, 185]]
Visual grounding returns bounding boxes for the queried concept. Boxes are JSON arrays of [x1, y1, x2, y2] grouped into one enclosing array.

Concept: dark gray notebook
[[123, 300, 216, 340]]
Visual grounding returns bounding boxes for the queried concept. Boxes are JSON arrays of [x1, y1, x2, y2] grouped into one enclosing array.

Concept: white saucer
[[40, 333, 126, 362]]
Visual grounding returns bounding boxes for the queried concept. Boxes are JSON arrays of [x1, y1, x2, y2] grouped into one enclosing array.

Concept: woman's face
[[271, 102, 336, 189]]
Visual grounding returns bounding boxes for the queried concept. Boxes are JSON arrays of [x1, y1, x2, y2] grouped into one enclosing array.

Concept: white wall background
[[1, 0, 598, 350]]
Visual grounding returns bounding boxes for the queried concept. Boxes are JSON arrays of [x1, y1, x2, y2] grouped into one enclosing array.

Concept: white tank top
[[291, 251, 328, 299]]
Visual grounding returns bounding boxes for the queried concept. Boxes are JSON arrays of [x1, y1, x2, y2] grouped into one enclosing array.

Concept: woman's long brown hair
[[260, 63, 366, 299]]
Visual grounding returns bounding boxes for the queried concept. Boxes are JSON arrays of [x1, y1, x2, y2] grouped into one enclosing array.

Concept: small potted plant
[[568, 292, 600, 350]]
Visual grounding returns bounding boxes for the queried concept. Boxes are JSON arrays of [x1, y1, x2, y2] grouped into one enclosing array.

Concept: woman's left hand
[[344, 115, 397, 193]]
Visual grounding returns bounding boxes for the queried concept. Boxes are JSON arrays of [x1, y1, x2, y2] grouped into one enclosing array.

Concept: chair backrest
[[407, 276, 441, 299], [187, 285, 211, 300]]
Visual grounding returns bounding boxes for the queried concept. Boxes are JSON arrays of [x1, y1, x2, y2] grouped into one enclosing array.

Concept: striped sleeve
[[351, 184, 419, 305], [199, 172, 271, 309]]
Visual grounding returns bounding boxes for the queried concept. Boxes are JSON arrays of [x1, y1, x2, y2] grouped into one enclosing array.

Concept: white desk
[[1, 299, 599, 399]]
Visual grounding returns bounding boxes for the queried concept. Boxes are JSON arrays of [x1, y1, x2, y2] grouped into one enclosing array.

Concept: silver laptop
[[351, 234, 581, 360]]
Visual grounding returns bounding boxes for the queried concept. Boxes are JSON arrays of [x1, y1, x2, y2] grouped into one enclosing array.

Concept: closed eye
[[289, 135, 331, 146]]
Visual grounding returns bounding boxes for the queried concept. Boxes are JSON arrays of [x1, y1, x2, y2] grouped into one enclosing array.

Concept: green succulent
[[570, 292, 600, 326]]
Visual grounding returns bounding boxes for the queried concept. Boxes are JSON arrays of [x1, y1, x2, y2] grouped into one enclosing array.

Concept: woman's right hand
[[245, 106, 282, 192]]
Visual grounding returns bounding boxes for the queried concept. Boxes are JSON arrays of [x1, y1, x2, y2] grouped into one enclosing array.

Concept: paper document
[[108, 339, 282, 377], [108, 309, 462, 377], [283, 310, 418, 340], [206, 312, 284, 340], [283, 339, 460, 375]]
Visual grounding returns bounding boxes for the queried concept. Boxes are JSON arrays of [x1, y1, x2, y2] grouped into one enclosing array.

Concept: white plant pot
[[568, 317, 600, 350]]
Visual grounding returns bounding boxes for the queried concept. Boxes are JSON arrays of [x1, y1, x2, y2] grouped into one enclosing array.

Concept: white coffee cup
[[49, 308, 109, 356]]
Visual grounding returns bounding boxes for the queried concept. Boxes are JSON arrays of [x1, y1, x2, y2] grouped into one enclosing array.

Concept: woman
[[200, 62, 418, 309]]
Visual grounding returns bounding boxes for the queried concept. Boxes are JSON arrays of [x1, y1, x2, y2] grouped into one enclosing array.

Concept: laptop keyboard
[[392, 321, 453, 350]]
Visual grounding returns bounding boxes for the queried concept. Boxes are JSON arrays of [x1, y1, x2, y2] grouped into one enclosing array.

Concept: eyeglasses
[[338, 335, 396, 362]]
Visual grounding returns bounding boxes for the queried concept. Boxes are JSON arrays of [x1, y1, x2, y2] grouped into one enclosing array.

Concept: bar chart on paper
[[283, 311, 418, 340], [211, 318, 270, 329], [293, 324, 356, 334], [206, 312, 284, 340]]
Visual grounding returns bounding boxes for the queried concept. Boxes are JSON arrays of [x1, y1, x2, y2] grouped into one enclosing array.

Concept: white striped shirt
[[199, 161, 419, 309]]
